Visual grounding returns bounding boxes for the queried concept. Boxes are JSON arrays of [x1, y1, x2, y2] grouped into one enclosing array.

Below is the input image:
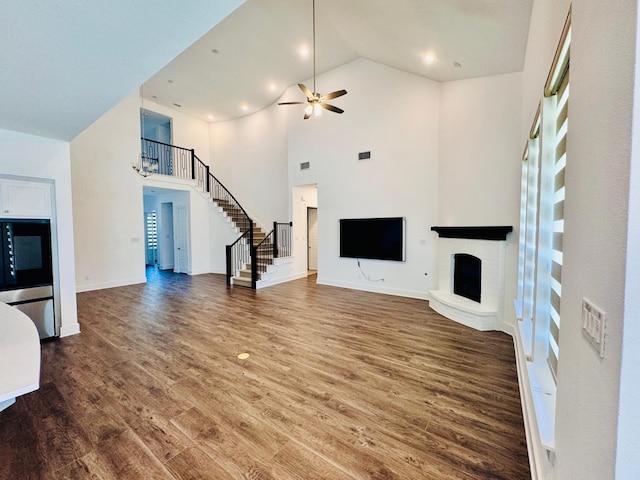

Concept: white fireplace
[[428, 226, 512, 331]]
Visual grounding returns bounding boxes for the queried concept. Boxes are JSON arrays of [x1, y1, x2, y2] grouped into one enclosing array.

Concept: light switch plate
[[582, 298, 606, 358]]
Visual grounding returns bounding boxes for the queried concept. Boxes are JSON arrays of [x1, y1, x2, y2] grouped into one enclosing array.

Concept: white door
[[175, 206, 189, 274], [307, 207, 318, 271]]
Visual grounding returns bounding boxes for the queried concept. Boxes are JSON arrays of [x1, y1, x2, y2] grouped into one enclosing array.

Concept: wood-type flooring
[[0, 269, 530, 479]]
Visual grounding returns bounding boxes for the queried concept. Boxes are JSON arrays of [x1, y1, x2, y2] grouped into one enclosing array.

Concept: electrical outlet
[[582, 298, 606, 358]]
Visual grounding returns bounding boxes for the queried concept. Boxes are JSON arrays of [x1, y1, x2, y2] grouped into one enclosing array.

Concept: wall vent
[[300, 162, 310, 170], [358, 151, 371, 160]]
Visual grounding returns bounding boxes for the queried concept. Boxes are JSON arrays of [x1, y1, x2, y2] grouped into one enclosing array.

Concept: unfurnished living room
[[1, 1, 639, 479]]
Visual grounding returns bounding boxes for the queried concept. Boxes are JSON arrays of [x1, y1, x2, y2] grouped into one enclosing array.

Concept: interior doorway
[[141, 109, 172, 144], [142, 187, 189, 276], [144, 210, 158, 265], [307, 207, 318, 271]]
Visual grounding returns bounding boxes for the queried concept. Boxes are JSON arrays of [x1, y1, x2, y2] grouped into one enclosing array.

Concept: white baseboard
[[316, 277, 429, 300], [75, 276, 147, 293], [257, 271, 307, 289]]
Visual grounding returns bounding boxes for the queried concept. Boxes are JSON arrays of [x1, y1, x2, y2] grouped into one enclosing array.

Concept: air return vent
[[300, 162, 310, 170], [358, 151, 371, 160]]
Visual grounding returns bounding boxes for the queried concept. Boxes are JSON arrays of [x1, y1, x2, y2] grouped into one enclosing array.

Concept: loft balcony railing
[[141, 138, 193, 178]]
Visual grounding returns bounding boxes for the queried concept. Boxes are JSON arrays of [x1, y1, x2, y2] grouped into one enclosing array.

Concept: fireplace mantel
[[431, 226, 513, 241]]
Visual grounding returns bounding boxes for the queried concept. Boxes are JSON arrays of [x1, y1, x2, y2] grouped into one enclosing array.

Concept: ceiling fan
[[278, 0, 347, 119]]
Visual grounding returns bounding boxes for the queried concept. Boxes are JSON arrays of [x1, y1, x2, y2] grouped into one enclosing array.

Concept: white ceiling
[[144, 0, 534, 123], [1, 0, 533, 140], [0, 0, 245, 141]]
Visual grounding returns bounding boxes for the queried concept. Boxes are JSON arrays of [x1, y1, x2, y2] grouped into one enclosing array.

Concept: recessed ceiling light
[[168, 79, 174, 84], [240, 104, 249, 111], [299, 47, 309, 58], [207, 114, 215, 121], [453, 61, 462, 68], [269, 83, 276, 91], [152, 95, 158, 99], [424, 53, 435, 65], [211, 48, 219, 54]]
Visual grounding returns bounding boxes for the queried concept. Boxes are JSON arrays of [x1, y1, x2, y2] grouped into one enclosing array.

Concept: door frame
[[307, 207, 318, 271]]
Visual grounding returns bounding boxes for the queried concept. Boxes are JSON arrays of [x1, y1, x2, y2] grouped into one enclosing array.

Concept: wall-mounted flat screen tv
[[339, 217, 405, 261]]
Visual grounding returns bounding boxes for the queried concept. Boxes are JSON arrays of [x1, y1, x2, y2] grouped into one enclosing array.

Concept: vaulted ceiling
[[1, 0, 533, 141]]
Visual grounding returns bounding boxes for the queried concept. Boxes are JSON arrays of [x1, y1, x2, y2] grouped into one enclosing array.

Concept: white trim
[[317, 277, 429, 300], [0, 398, 16, 413], [59, 322, 81, 337], [75, 276, 147, 293]]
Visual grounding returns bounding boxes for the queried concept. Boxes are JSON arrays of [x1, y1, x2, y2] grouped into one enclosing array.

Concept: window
[[516, 7, 570, 452], [145, 210, 158, 265], [516, 108, 541, 358]]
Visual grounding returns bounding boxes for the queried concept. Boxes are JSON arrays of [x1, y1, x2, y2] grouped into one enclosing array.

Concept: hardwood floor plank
[[0, 269, 529, 479], [48, 451, 119, 480], [270, 441, 358, 480], [84, 429, 175, 479], [165, 446, 235, 480]]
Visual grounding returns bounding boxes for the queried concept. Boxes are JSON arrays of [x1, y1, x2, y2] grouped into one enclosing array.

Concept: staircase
[[212, 198, 272, 287], [137, 138, 292, 289]]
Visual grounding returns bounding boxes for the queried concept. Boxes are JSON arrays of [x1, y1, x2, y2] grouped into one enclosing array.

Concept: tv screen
[[339, 217, 405, 261]]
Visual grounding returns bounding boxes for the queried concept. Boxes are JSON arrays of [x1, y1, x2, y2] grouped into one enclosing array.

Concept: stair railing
[[141, 138, 294, 288], [250, 221, 293, 288], [226, 226, 252, 286], [273, 222, 293, 258], [252, 232, 273, 289]]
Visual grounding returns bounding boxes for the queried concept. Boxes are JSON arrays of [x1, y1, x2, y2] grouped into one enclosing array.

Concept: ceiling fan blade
[[298, 83, 313, 100], [319, 102, 344, 114], [303, 111, 312, 120], [321, 89, 347, 101], [277, 101, 306, 105]]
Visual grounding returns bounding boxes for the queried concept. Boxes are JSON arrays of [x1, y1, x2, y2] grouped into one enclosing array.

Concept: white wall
[[0, 128, 79, 337], [286, 59, 441, 298], [555, 0, 636, 477], [208, 59, 523, 302], [209, 102, 289, 228], [438, 72, 523, 331], [438, 73, 523, 226], [71, 91, 147, 291], [71, 90, 227, 290], [291, 184, 318, 276], [521, 0, 637, 478]]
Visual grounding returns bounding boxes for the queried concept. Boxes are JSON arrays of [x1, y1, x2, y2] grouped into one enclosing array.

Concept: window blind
[[547, 68, 569, 379]]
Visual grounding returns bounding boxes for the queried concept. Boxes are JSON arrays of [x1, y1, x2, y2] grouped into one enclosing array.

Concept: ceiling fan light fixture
[[278, 0, 347, 119]]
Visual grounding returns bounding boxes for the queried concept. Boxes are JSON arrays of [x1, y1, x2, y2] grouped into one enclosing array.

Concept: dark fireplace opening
[[453, 253, 481, 303]]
